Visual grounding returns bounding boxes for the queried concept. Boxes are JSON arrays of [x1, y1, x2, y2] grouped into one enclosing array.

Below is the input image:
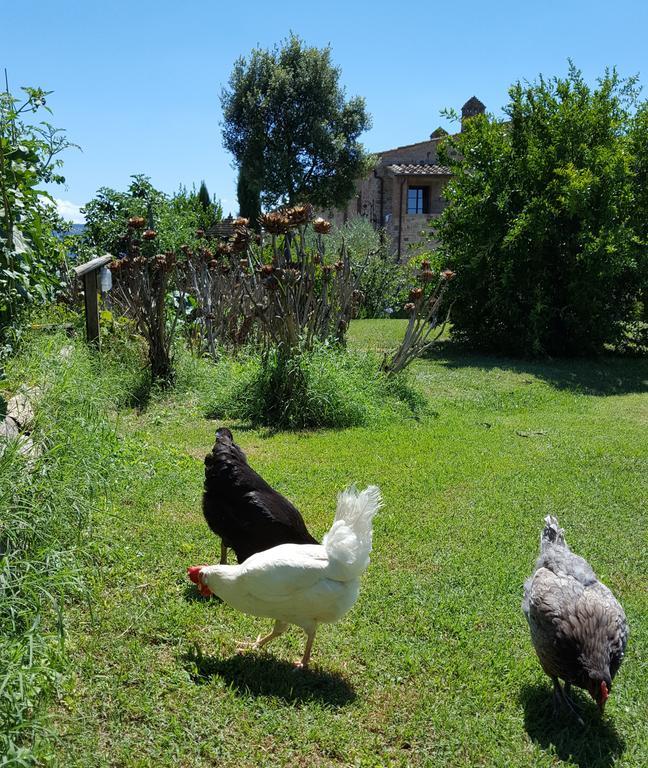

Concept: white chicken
[[188, 484, 381, 668]]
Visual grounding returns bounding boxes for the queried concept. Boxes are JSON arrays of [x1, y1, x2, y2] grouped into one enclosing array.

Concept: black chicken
[[523, 516, 628, 722], [202, 427, 318, 564]]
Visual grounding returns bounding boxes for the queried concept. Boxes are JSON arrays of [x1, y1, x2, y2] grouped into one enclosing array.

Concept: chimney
[[461, 96, 486, 131]]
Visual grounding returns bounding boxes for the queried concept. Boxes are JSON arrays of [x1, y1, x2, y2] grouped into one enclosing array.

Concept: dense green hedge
[[436, 65, 647, 356]]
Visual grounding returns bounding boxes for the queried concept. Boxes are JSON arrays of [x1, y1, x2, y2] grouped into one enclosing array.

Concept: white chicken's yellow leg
[[294, 628, 317, 669], [219, 541, 228, 565], [236, 620, 288, 653]]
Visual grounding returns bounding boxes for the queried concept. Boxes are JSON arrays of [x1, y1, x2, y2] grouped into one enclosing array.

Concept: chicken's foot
[[236, 620, 288, 653], [219, 541, 228, 565], [552, 678, 584, 726]]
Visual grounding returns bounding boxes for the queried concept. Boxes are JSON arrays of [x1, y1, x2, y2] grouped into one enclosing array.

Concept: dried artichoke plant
[[242, 204, 369, 353], [108, 217, 185, 382], [178, 225, 257, 358], [382, 261, 455, 375]]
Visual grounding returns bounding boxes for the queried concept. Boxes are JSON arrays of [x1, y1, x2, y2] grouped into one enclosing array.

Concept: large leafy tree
[[221, 34, 373, 217], [436, 64, 647, 356]]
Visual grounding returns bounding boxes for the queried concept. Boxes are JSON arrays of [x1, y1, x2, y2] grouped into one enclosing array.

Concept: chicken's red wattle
[[187, 565, 211, 597]]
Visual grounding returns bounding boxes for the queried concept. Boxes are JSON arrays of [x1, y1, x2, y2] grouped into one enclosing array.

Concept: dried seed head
[[260, 211, 291, 234], [196, 229, 205, 237], [284, 268, 300, 284], [230, 228, 251, 253], [180, 244, 191, 254], [208, 259, 219, 270], [352, 289, 364, 303], [143, 229, 157, 240], [334, 260, 344, 272], [216, 242, 232, 256], [404, 302, 416, 312], [285, 203, 313, 226], [409, 287, 424, 302], [441, 269, 456, 280], [233, 217, 249, 228], [420, 259, 431, 270], [313, 217, 332, 234], [420, 269, 435, 283], [128, 216, 146, 229], [261, 264, 275, 276]]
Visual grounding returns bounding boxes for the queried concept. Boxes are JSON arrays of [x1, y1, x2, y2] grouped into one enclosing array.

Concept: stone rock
[[6, 393, 35, 428], [0, 417, 19, 440]]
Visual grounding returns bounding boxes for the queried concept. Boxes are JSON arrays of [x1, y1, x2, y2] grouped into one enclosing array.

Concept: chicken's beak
[[597, 681, 609, 714]]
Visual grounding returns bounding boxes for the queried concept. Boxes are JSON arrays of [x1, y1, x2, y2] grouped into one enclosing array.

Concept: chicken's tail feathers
[[540, 515, 566, 551], [323, 485, 381, 580]]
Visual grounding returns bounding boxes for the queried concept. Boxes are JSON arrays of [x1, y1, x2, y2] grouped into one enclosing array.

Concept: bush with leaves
[[0, 84, 76, 354], [435, 64, 648, 356], [321, 218, 409, 318], [81, 175, 222, 259]]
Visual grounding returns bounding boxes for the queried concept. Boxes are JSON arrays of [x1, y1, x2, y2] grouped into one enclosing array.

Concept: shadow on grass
[[181, 646, 356, 707], [181, 583, 222, 604], [428, 343, 648, 396], [520, 684, 625, 768]]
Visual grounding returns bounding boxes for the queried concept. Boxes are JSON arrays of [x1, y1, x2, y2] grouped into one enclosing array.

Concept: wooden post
[[83, 268, 99, 344], [73, 254, 112, 347]]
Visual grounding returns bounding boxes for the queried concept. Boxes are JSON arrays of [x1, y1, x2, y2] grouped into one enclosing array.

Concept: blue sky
[[4, 0, 648, 222]]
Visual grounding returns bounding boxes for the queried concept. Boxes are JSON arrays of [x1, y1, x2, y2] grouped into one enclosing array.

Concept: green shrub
[[322, 218, 409, 318], [203, 343, 426, 429], [436, 64, 648, 356]]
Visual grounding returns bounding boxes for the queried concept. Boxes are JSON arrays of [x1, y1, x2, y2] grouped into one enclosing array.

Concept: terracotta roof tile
[[386, 163, 451, 176]]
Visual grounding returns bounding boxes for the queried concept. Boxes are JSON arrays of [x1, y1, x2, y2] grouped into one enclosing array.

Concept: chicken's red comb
[[187, 565, 212, 597], [187, 565, 206, 585]]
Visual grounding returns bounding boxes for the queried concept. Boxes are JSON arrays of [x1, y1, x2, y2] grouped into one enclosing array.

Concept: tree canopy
[[436, 64, 648, 356], [221, 34, 373, 216], [82, 176, 222, 257]]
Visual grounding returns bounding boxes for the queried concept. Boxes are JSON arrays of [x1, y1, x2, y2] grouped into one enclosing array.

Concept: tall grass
[[0, 334, 127, 766], [201, 343, 427, 429]]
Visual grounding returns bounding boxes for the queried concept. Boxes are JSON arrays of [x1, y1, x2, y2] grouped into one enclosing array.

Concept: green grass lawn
[[50, 324, 647, 767]]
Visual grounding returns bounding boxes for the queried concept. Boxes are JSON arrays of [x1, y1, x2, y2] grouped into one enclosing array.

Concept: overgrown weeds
[[0, 334, 128, 765]]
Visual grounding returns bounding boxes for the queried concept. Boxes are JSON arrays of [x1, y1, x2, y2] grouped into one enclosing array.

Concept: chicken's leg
[[219, 541, 228, 565], [236, 620, 288, 653], [552, 678, 584, 725], [294, 628, 317, 670]]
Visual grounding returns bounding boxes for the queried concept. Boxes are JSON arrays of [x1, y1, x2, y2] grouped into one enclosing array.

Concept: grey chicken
[[522, 516, 628, 721]]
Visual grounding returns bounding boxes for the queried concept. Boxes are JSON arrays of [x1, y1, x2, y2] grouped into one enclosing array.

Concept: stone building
[[326, 96, 485, 259]]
